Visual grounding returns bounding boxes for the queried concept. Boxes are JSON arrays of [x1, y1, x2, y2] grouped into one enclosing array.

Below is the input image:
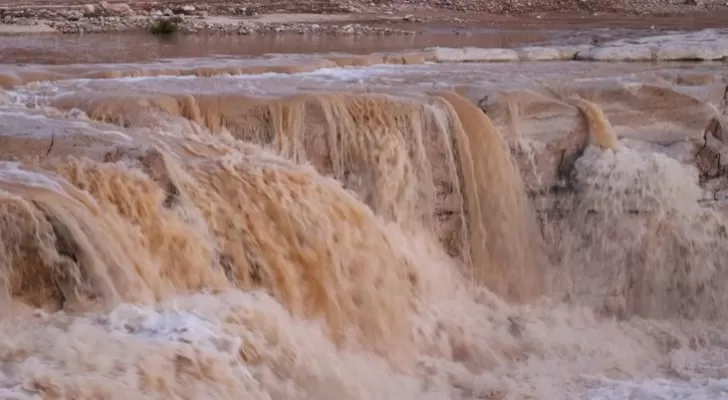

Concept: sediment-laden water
[[1, 30, 728, 400]]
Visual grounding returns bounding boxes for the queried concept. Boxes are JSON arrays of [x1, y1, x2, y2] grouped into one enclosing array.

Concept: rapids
[[1, 30, 728, 399]]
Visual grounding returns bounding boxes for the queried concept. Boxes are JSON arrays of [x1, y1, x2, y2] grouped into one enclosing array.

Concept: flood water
[[0, 27, 669, 64], [1, 29, 728, 400]]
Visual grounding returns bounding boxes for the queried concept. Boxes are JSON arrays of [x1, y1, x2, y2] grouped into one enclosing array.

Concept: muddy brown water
[[0, 28, 665, 64], [4, 8, 725, 65], [0, 31, 553, 64], [2, 25, 728, 400]]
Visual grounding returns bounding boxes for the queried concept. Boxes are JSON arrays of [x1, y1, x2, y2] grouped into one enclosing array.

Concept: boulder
[[97, 1, 134, 17]]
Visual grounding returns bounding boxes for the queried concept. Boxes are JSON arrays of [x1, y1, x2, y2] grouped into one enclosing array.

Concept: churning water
[[1, 31, 728, 400]]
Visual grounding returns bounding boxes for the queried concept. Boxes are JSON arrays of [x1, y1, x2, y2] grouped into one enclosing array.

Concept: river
[[1, 28, 728, 400]]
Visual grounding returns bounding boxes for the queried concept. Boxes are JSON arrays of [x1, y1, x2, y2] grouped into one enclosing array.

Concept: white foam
[[98, 303, 244, 356], [0, 162, 64, 193], [583, 377, 728, 400], [303, 65, 401, 81], [431, 47, 520, 62], [57, 74, 202, 85], [0, 387, 40, 400]]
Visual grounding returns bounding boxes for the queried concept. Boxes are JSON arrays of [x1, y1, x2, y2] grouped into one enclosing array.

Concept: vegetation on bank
[[149, 17, 181, 35]]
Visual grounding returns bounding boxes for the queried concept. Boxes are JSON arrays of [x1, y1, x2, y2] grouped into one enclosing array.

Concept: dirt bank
[[2, 0, 728, 36], [3, 0, 728, 15]]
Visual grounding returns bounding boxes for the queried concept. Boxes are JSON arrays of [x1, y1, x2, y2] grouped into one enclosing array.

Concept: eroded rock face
[[693, 116, 728, 203], [458, 79, 728, 200], [467, 77, 728, 319], [459, 79, 728, 318]]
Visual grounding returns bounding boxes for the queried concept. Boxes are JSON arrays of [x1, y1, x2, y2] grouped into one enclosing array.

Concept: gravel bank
[[1, 0, 728, 36]]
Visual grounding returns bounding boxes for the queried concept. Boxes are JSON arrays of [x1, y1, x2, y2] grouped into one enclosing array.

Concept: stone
[[82, 4, 96, 16], [517, 46, 564, 61], [172, 5, 196, 15], [576, 45, 654, 61], [98, 1, 134, 17], [432, 47, 520, 62], [693, 117, 728, 190], [655, 43, 728, 61], [66, 10, 83, 21]]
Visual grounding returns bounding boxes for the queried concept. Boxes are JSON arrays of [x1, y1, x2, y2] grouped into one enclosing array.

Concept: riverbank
[[0, 11, 416, 36], [2, 0, 728, 36]]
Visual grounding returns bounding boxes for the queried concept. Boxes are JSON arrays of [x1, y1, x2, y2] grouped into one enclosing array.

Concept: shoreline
[[1, 29, 727, 78], [2, 1, 728, 37]]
